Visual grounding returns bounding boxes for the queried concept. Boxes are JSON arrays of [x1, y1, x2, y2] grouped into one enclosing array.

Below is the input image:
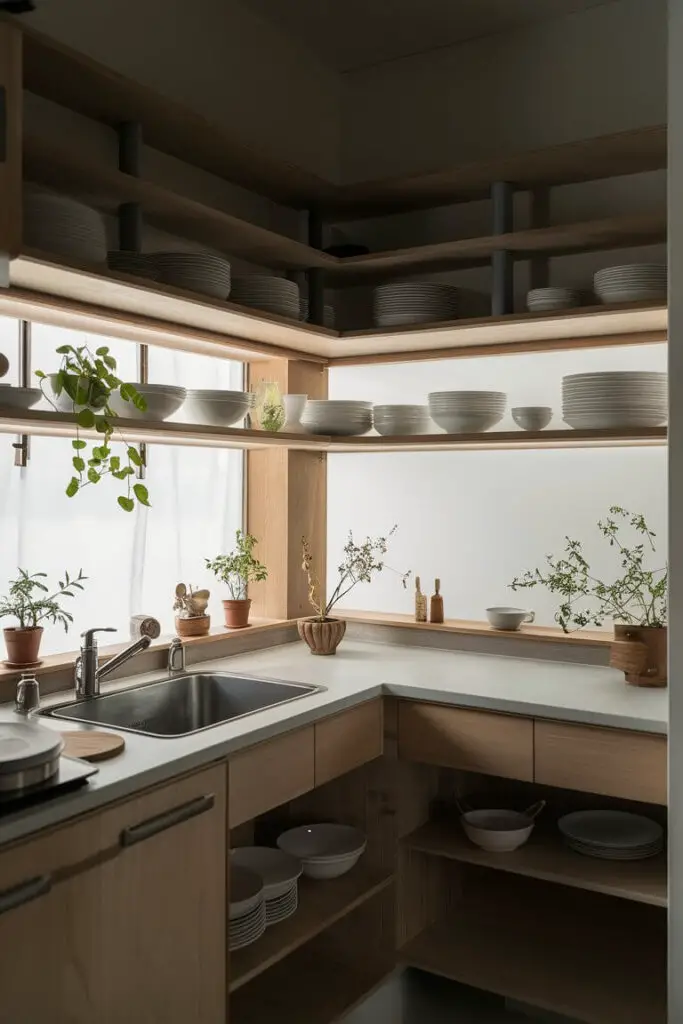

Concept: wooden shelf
[[325, 426, 666, 451], [400, 891, 666, 1024], [405, 822, 667, 907], [230, 869, 394, 992], [328, 126, 668, 220]]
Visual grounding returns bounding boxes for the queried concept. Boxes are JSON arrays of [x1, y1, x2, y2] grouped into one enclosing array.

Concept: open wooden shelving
[[230, 868, 393, 992]]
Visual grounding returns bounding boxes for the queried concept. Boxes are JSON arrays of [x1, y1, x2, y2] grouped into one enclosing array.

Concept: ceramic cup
[[486, 607, 535, 631], [283, 394, 308, 432]]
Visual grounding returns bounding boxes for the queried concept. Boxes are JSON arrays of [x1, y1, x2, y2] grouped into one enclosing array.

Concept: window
[[0, 319, 243, 654]]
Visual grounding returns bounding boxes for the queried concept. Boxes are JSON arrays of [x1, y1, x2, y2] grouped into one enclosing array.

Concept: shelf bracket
[[491, 181, 514, 316], [12, 319, 31, 467], [306, 208, 325, 327]]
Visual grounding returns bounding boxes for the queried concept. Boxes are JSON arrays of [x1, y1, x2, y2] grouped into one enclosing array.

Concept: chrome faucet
[[75, 628, 152, 699], [168, 636, 185, 675]]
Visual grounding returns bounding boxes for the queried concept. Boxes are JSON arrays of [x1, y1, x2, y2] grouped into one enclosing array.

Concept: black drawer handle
[[0, 874, 52, 916], [121, 793, 215, 847]]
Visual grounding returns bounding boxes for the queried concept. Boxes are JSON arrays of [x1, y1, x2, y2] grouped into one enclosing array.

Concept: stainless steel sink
[[41, 673, 324, 738]]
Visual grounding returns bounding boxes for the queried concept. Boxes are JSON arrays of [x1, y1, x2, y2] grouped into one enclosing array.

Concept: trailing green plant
[[302, 525, 411, 621], [206, 530, 268, 600], [510, 506, 667, 632], [0, 568, 87, 631], [36, 343, 151, 512]]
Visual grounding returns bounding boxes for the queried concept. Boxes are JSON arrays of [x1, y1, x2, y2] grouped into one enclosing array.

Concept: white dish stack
[[107, 251, 161, 281], [373, 283, 460, 327], [229, 866, 266, 950], [428, 391, 507, 433], [148, 252, 232, 299], [24, 192, 107, 265], [231, 847, 302, 927], [562, 371, 667, 429], [301, 400, 373, 436], [558, 810, 664, 860], [372, 404, 433, 436], [300, 297, 335, 328], [526, 287, 579, 312], [231, 276, 301, 319], [594, 264, 667, 304], [277, 823, 367, 879]]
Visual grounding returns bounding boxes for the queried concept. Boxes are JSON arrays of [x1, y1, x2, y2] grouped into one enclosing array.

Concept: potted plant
[[510, 506, 667, 687], [0, 568, 87, 667], [299, 526, 410, 655], [206, 530, 268, 629]]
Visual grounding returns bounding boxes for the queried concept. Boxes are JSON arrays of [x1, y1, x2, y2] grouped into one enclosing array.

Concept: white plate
[[231, 847, 302, 899], [558, 810, 663, 849], [229, 865, 264, 919]]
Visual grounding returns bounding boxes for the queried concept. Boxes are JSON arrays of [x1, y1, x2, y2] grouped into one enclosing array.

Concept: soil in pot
[[3, 626, 44, 667], [298, 617, 346, 656], [223, 599, 251, 629]]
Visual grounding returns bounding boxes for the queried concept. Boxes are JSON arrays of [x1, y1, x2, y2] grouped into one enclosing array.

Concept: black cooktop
[[0, 756, 98, 817]]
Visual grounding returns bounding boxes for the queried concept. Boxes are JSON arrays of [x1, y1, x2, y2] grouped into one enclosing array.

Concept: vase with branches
[[0, 568, 87, 666], [206, 530, 268, 629]]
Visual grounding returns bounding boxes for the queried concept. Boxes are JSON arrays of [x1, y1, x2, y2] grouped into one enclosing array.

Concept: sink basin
[[41, 673, 324, 738]]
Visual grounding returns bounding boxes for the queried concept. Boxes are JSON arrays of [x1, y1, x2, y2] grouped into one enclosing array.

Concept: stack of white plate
[[373, 283, 460, 327], [24, 192, 107, 264], [300, 297, 335, 328], [231, 847, 302, 927], [594, 264, 667, 304], [559, 810, 664, 860], [373, 404, 433, 436], [562, 371, 667, 429], [301, 400, 373, 436], [428, 391, 507, 433], [526, 287, 579, 312], [229, 866, 266, 950], [182, 389, 252, 427], [277, 824, 367, 879], [231, 276, 300, 319], [148, 252, 231, 299], [107, 251, 160, 281]]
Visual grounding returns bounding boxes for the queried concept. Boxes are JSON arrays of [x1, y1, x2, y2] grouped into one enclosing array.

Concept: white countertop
[[0, 638, 667, 847]]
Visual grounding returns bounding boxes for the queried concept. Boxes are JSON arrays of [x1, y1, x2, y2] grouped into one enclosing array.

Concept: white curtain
[[0, 319, 243, 654]]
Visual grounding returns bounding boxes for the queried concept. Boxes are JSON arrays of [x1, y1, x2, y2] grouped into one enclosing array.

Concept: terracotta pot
[[175, 615, 210, 638], [298, 617, 346, 656], [223, 599, 251, 629], [610, 624, 667, 687], [3, 626, 44, 667]]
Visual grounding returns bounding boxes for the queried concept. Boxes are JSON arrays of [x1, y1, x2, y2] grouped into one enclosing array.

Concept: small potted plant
[[0, 568, 87, 667], [206, 530, 268, 629], [510, 506, 667, 687], [299, 526, 410, 655]]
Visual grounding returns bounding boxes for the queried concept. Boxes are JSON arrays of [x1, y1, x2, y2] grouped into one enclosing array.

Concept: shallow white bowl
[[0, 385, 43, 411], [183, 390, 251, 427], [109, 383, 186, 421], [512, 406, 553, 431], [430, 410, 503, 433], [462, 809, 536, 852], [277, 824, 367, 878]]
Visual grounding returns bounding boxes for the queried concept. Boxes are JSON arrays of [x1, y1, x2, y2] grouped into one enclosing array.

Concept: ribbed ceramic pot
[[297, 617, 346, 656]]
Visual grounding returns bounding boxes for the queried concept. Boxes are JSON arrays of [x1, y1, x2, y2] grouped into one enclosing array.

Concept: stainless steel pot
[[0, 723, 63, 792]]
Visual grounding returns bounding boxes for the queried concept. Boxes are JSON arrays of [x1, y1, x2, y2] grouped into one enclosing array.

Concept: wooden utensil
[[60, 730, 125, 762]]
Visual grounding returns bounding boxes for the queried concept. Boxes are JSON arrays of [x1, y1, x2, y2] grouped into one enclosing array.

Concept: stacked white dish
[[562, 371, 667, 429], [559, 810, 664, 860], [594, 264, 667, 304], [232, 847, 302, 926], [231, 276, 300, 319], [0, 385, 43, 411], [301, 400, 373, 437], [428, 391, 507, 433], [182, 389, 252, 427], [372, 404, 433, 436], [24, 192, 107, 265], [526, 287, 579, 312], [277, 823, 367, 879], [149, 252, 232, 299], [109, 383, 186, 421], [373, 283, 460, 327], [300, 298, 335, 328], [107, 251, 160, 281], [229, 865, 266, 950]]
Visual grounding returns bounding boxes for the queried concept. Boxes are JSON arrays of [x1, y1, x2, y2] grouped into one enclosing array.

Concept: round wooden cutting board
[[60, 730, 125, 762]]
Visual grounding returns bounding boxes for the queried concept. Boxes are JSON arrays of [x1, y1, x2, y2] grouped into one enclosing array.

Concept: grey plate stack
[[149, 252, 232, 299], [373, 404, 433, 436], [24, 192, 107, 265], [231, 275, 300, 319], [107, 251, 161, 281], [373, 283, 460, 327], [594, 264, 667, 304], [301, 400, 373, 436], [526, 287, 579, 312], [428, 391, 507, 433], [562, 371, 667, 429], [559, 810, 664, 860], [300, 297, 335, 328]]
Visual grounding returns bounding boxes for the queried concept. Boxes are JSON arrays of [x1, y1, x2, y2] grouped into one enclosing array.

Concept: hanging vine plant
[[36, 343, 152, 512]]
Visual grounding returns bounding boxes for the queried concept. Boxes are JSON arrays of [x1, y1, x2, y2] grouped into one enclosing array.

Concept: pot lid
[[0, 723, 63, 773]]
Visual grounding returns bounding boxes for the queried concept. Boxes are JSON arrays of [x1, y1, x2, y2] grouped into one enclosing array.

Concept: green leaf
[[65, 477, 79, 498], [56, 345, 73, 355], [103, 355, 117, 370], [72, 456, 86, 472], [71, 438, 87, 450], [118, 496, 135, 512], [95, 417, 111, 434], [76, 408, 95, 429], [34, 369, 46, 380], [127, 446, 143, 468], [95, 346, 110, 356], [109, 455, 121, 472], [119, 382, 135, 403], [87, 467, 101, 484], [133, 483, 151, 507]]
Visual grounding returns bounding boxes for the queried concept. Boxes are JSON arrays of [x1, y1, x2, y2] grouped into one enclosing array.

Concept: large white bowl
[[183, 389, 252, 427], [430, 410, 504, 433], [0, 385, 43, 411], [109, 383, 186, 421], [461, 809, 536, 853], [277, 824, 367, 879]]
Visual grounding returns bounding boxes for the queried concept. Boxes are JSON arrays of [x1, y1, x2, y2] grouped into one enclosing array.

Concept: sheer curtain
[[0, 320, 243, 654]]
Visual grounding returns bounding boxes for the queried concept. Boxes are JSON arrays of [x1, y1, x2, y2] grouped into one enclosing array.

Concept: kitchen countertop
[[0, 638, 668, 847]]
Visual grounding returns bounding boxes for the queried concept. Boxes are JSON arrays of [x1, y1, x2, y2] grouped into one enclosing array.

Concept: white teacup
[[486, 606, 535, 631]]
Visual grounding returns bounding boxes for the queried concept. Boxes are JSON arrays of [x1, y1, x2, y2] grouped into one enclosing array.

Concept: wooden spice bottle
[[430, 578, 444, 623], [414, 576, 427, 622]]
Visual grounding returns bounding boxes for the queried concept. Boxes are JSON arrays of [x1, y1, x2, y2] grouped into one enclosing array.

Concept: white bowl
[[0, 385, 43, 411], [109, 383, 186, 421], [277, 824, 367, 879], [512, 406, 553, 431], [462, 808, 536, 852], [430, 410, 503, 433], [183, 389, 251, 427]]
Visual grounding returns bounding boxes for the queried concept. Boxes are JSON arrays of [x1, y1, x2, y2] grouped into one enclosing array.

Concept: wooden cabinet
[[0, 764, 227, 1024], [229, 727, 315, 826], [315, 700, 384, 786], [534, 721, 667, 805], [398, 701, 534, 781]]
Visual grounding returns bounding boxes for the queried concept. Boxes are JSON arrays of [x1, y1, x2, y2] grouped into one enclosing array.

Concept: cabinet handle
[[120, 793, 215, 847], [0, 87, 6, 163], [0, 874, 51, 916]]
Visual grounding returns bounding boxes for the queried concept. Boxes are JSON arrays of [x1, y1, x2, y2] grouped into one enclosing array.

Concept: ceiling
[[249, 0, 613, 72]]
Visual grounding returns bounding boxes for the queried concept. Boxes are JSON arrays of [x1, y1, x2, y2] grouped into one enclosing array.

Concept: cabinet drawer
[[398, 701, 533, 781], [315, 699, 383, 786], [534, 721, 667, 805], [229, 727, 315, 826]]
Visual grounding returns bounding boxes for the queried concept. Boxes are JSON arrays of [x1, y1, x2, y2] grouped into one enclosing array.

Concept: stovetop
[[0, 756, 98, 817]]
